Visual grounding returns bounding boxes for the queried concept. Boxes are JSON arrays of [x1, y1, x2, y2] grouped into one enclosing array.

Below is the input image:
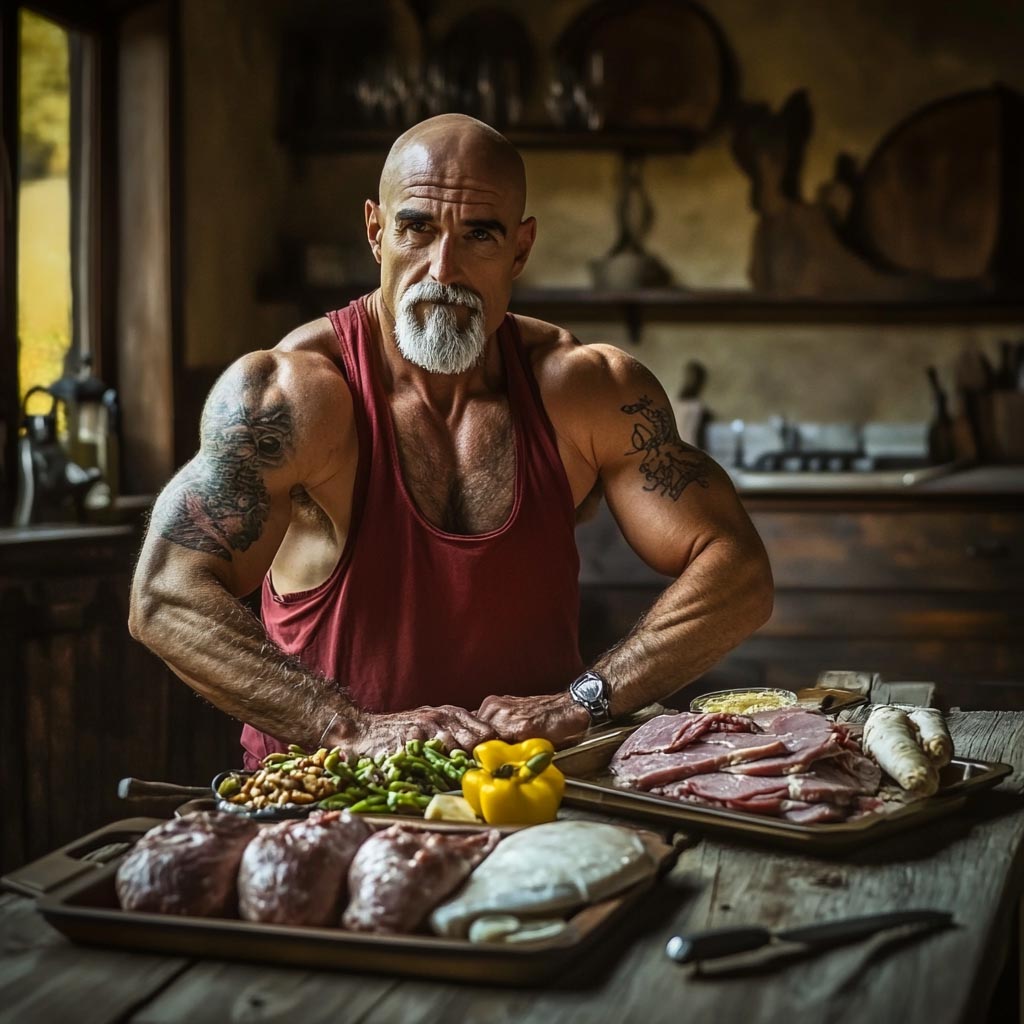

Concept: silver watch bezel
[[569, 670, 612, 725]]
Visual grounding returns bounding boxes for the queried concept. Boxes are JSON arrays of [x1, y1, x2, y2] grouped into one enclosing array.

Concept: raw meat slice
[[723, 711, 843, 775], [611, 733, 788, 789], [238, 809, 372, 926], [780, 801, 847, 824], [614, 712, 757, 760], [116, 811, 258, 917], [820, 751, 882, 793], [343, 825, 499, 934], [685, 773, 789, 803], [430, 821, 657, 939]]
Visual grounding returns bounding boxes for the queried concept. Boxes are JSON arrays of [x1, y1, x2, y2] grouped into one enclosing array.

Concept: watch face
[[576, 674, 603, 702]]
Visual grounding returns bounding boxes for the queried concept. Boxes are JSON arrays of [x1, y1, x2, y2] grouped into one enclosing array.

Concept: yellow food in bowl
[[690, 688, 797, 715]]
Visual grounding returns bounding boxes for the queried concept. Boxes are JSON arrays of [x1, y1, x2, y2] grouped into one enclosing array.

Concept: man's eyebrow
[[394, 208, 435, 224], [465, 218, 507, 237], [393, 208, 507, 237]]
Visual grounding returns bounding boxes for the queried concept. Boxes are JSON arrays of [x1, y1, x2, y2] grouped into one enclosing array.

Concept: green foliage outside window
[[18, 9, 72, 415]]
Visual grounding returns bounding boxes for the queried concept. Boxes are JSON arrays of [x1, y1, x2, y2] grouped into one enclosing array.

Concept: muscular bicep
[[141, 353, 312, 598], [593, 352, 762, 577]]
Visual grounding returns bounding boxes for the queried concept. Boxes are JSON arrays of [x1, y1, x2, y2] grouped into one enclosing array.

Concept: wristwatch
[[569, 669, 612, 727]]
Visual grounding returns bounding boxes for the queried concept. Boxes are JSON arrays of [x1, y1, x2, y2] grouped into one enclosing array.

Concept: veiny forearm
[[130, 562, 359, 750], [593, 538, 774, 716]]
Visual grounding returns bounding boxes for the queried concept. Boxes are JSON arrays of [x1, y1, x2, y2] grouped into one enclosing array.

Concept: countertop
[[732, 464, 1024, 498], [1, 708, 1022, 1024]]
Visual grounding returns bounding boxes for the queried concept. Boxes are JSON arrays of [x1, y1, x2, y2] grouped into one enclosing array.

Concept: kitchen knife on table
[[666, 909, 953, 964]]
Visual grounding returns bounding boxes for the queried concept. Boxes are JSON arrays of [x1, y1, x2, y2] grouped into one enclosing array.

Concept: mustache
[[400, 281, 483, 312]]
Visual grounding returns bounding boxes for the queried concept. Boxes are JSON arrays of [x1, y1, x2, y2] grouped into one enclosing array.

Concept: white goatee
[[394, 281, 487, 375]]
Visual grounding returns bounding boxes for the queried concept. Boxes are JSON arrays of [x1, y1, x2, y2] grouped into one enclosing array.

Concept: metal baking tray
[[23, 817, 677, 987], [553, 733, 1011, 853]]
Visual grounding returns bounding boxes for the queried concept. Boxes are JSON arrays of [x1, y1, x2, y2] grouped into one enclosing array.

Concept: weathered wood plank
[[3, 713, 1021, 1024], [128, 961, 399, 1024], [0, 892, 189, 1024]]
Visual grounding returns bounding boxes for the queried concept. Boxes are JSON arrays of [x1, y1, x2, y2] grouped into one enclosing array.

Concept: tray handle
[[1, 817, 160, 899]]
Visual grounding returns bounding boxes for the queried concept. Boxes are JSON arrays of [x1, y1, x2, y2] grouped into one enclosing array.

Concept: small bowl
[[690, 687, 798, 715]]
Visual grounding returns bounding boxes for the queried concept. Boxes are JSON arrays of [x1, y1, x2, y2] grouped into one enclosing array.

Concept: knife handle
[[117, 777, 211, 801], [666, 926, 771, 964]]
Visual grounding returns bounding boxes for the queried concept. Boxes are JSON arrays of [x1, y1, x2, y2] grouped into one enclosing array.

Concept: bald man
[[130, 115, 773, 763]]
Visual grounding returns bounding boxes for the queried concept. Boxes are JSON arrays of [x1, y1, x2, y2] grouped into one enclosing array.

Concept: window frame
[[2, 3, 106, 523], [4, 0, 182, 522]]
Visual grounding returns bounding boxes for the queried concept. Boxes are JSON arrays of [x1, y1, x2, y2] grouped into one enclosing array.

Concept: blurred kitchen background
[[2, 0, 1023, 869]]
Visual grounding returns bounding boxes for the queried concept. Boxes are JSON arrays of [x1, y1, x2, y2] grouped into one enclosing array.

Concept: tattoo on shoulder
[[621, 395, 710, 501], [159, 400, 294, 559]]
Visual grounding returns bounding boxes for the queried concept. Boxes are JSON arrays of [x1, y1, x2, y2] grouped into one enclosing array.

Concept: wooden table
[[2, 711, 1023, 1024]]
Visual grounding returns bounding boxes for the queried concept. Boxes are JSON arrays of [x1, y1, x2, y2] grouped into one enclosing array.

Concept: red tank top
[[240, 297, 582, 767]]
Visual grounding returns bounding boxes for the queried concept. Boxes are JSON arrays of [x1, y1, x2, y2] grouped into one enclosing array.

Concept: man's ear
[[365, 200, 383, 265], [511, 216, 537, 280]]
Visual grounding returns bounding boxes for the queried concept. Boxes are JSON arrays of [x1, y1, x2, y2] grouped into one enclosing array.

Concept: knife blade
[[666, 909, 953, 964]]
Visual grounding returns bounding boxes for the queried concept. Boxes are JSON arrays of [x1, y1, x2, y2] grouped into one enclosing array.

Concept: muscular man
[[129, 114, 773, 765]]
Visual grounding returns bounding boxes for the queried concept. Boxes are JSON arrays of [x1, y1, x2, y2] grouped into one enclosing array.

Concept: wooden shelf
[[256, 281, 1024, 339], [278, 126, 702, 155]]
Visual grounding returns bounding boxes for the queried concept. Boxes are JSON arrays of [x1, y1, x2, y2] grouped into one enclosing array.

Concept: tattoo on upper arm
[[621, 395, 710, 500], [159, 400, 294, 560]]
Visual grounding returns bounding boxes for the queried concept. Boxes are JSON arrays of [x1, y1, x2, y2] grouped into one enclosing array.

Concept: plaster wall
[[181, 0, 1024, 425]]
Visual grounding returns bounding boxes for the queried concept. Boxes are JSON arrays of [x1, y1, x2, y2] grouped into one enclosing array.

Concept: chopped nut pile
[[215, 740, 478, 815]]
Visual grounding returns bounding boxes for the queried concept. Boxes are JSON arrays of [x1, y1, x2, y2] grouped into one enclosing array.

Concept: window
[[2, 3, 107, 523], [18, 9, 74, 414]]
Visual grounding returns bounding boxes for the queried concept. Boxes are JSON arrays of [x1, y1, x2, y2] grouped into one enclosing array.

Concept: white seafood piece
[[430, 820, 656, 938]]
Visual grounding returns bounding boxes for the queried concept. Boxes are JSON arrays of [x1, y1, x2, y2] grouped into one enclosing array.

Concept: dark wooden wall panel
[[1, 528, 240, 871]]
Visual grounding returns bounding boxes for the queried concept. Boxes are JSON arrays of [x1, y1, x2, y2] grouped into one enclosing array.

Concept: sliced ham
[[780, 800, 847, 824], [613, 712, 758, 760], [683, 773, 789, 803], [615, 708, 888, 826], [611, 733, 788, 789], [723, 711, 842, 776]]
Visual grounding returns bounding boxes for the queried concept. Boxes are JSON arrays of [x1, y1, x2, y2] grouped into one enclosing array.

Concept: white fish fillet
[[429, 821, 656, 938]]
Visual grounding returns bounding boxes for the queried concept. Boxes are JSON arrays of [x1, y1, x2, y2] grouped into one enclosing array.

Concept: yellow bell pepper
[[461, 738, 565, 826]]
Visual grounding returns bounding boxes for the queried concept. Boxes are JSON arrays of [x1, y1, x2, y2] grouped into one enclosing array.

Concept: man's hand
[[475, 692, 591, 748], [330, 705, 497, 758]]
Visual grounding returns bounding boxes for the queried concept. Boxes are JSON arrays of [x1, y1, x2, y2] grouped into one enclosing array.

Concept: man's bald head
[[378, 114, 527, 221]]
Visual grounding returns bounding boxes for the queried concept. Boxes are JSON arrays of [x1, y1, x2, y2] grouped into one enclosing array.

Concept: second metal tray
[[554, 733, 1010, 853]]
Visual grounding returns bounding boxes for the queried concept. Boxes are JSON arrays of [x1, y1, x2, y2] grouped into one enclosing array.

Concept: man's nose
[[429, 237, 461, 285]]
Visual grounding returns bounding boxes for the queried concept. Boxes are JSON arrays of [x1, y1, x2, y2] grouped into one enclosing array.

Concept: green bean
[[318, 793, 353, 809], [349, 796, 388, 813], [263, 752, 289, 765], [323, 750, 343, 774], [423, 738, 444, 753], [388, 780, 421, 793], [394, 793, 425, 810], [288, 744, 307, 755], [423, 746, 458, 773]]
